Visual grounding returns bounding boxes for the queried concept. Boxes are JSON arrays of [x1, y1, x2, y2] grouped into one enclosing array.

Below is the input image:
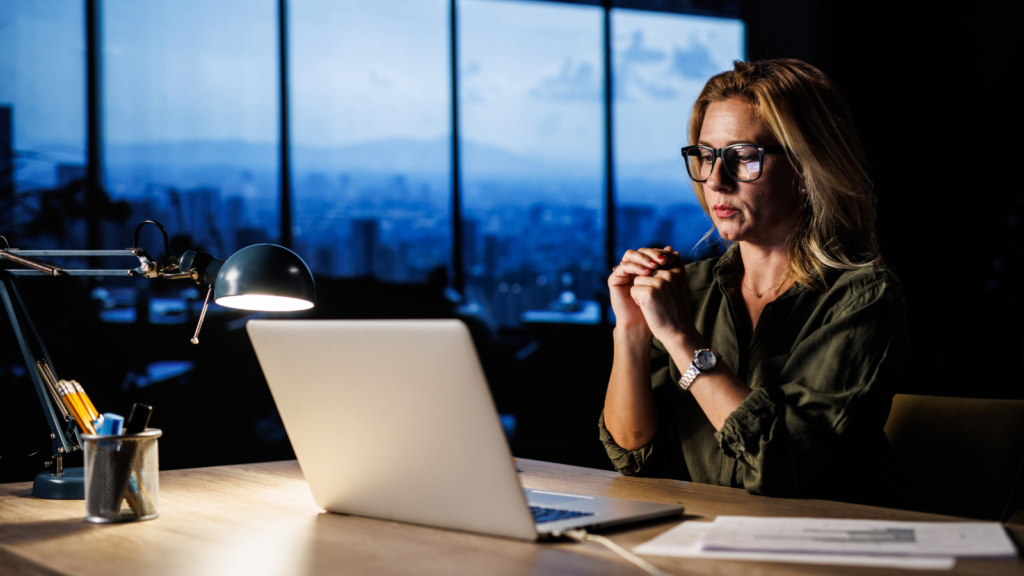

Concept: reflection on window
[[289, 0, 451, 282], [459, 0, 604, 326], [612, 10, 743, 261], [0, 0, 86, 246], [103, 0, 280, 256]]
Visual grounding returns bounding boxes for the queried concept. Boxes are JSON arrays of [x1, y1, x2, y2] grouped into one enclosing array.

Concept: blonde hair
[[689, 59, 879, 291]]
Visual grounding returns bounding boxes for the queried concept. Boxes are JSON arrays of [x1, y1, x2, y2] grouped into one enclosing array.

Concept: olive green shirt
[[599, 245, 913, 509]]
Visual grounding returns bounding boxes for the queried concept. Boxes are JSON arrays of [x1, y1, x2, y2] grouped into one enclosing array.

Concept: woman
[[599, 59, 911, 508]]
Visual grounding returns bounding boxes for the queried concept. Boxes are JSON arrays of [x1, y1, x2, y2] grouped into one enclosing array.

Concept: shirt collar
[[712, 243, 811, 299]]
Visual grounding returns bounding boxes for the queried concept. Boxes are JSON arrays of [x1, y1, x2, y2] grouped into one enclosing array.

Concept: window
[[0, 0, 86, 245], [459, 0, 605, 326], [612, 9, 744, 262], [289, 0, 451, 281], [103, 0, 280, 256], [4, 0, 746, 323], [98, 0, 279, 323]]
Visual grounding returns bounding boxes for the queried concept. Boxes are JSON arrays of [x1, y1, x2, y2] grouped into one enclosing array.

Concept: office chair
[[884, 394, 1024, 522]]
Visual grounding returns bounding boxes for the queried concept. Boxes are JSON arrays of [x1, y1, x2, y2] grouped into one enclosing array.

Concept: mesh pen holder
[[83, 428, 161, 523]]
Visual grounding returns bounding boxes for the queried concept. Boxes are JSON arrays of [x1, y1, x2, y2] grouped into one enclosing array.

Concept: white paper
[[699, 516, 1017, 559], [634, 522, 957, 570]]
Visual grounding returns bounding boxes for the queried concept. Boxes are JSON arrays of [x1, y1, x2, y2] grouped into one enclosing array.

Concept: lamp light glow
[[215, 294, 314, 312], [213, 244, 316, 310]]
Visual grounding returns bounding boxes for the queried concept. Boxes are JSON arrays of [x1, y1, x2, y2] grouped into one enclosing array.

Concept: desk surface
[[1, 459, 1021, 576]]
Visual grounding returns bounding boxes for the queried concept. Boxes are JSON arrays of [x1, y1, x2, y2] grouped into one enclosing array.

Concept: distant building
[[56, 164, 86, 187], [463, 218, 479, 269], [223, 196, 248, 253], [314, 245, 333, 276], [350, 218, 379, 276], [236, 227, 270, 248], [1, 106, 14, 199], [183, 187, 220, 251], [484, 234, 499, 273], [617, 204, 656, 254]]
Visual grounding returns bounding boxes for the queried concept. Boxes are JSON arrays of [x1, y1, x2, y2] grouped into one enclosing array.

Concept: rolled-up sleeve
[[598, 341, 690, 479], [715, 274, 912, 506]]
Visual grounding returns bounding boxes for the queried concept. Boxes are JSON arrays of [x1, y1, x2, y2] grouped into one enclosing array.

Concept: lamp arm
[[0, 273, 80, 460], [177, 251, 224, 285], [0, 250, 65, 276]]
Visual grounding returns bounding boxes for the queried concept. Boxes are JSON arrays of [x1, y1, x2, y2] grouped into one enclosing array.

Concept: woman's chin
[[716, 226, 743, 243]]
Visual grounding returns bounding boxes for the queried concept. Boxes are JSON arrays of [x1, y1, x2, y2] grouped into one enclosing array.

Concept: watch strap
[[678, 348, 720, 391], [679, 364, 700, 391]]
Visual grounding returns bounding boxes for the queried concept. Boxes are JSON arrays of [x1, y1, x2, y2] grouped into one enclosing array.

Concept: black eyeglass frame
[[680, 143, 787, 183]]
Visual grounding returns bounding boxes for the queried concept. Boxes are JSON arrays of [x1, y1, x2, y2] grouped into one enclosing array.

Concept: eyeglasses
[[680, 143, 786, 183]]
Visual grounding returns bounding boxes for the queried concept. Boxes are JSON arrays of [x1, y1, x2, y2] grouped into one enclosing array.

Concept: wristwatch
[[678, 348, 721, 391]]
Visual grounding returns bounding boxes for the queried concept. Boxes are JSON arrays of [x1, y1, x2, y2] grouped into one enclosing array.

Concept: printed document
[[633, 522, 957, 570], [699, 516, 1017, 558]]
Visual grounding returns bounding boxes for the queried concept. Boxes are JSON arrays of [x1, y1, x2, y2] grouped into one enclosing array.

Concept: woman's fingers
[[618, 247, 678, 271], [635, 247, 675, 266], [611, 247, 684, 288], [620, 248, 662, 269], [610, 262, 651, 283]]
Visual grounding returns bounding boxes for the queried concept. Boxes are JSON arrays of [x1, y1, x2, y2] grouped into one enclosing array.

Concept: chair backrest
[[884, 394, 1024, 521]]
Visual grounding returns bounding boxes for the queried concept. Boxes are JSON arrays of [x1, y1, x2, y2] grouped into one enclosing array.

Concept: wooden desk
[[1, 459, 1021, 576]]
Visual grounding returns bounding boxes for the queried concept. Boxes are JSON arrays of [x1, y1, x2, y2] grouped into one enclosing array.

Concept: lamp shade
[[213, 244, 315, 312]]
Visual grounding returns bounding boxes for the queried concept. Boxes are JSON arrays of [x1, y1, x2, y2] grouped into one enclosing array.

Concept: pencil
[[58, 381, 96, 435], [72, 380, 100, 423]]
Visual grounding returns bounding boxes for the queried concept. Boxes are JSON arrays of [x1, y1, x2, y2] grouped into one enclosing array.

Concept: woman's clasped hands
[[608, 246, 694, 342]]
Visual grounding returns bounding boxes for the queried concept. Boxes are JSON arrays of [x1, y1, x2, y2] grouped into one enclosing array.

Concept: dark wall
[[744, 2, 1024, 399]]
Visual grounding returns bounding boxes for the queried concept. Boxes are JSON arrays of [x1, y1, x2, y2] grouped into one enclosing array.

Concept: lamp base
[[32, 467, 85, 499]]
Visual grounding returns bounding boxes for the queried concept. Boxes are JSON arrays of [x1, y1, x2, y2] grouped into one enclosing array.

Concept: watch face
[[695, 349, 717, 371]]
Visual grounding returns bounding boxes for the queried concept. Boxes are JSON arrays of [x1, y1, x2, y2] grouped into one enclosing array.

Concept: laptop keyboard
[[530, 506, 595, 524]]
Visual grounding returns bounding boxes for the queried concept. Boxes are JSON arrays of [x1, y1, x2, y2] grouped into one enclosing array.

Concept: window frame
[[79, 0, 744, 325]]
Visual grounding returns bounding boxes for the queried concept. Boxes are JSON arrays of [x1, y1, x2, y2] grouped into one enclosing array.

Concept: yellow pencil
[[72, 380, 100, 423], [58, 381, 96, 435]]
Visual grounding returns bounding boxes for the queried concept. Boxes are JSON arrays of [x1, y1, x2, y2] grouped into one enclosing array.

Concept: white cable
[[557, 528, 674, 576]]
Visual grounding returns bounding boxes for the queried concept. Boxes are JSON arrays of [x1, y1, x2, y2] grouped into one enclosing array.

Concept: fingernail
[[657, 255, 666, 261]]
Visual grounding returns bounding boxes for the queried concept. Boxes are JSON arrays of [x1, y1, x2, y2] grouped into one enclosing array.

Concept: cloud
[[369, 68, 394, 87], [530, 59, 602, 102], [460, 61, 506, 103], [621, 31, 665, 65], [669, 43, 721, 80], [613, 30, 675, 101], [633, 78, 677, 99]]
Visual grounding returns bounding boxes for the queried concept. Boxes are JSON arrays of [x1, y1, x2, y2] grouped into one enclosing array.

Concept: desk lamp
[[0, 220, 315, 499]]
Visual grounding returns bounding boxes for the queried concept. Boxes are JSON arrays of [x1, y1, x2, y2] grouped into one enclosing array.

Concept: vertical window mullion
[[278, 0, 293, 249], [450, 0, 464, 295], [85, 0, 103, 250], [602, 0, 614, 325]]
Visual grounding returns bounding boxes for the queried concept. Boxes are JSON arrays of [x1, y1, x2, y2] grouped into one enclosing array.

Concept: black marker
[[125, 403, 152, 434]]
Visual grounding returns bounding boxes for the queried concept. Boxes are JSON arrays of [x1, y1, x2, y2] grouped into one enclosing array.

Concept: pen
[[119, 404, 154, 516], [125, 403, 152, 434], [127, 470, 155, 515]]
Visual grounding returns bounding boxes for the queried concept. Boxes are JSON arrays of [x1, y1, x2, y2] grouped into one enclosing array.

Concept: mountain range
[[104, 137, 685, 182]]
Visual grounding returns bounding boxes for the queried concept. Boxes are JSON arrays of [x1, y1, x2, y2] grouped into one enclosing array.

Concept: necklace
[[742, 272, 790, 299]]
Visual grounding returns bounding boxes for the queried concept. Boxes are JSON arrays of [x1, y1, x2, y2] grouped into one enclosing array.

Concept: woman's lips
[[713, 205, 738, 218]]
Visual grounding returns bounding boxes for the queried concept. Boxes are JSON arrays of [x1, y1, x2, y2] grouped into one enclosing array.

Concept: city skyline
[[1, 0, 740, 327]]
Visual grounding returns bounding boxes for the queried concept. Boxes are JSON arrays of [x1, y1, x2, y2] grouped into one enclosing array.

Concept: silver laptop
[[247, 319, 683, 540]]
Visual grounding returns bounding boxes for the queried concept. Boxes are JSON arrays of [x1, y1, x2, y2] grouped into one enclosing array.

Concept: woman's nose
[[705, 157, 735, 192]]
